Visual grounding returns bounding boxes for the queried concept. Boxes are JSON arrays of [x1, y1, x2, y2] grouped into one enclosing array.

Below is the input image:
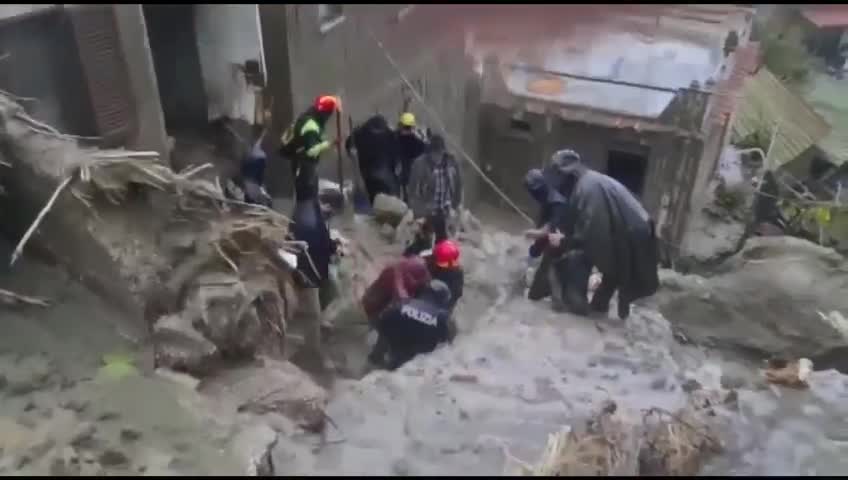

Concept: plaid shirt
[[431, 156, 451, 212]]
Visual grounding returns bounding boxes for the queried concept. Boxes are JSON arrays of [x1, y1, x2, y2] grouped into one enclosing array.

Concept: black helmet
[[550, 149, 581, 169], [421, 279, 452, 308]]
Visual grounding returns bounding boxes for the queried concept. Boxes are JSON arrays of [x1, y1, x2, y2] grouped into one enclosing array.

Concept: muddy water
[[3, 208, 848, 475], [0, 241, 242, 476]]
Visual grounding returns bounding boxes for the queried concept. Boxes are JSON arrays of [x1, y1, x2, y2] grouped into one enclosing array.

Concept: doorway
[[142, 4, 207, 133], [607, 149, 649, 197]]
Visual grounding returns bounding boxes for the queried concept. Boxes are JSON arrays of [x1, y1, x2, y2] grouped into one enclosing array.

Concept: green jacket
[[280, 108, 331, 160]]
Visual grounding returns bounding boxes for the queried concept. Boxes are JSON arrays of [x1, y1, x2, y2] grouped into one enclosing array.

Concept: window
[[318, 4, 344, 33], [509, 118, 531, 133]]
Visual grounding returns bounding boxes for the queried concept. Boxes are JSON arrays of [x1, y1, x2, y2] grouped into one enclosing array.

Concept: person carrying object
[[425, 239, 464, 312], [545, 158, 659, 319], [369, 279, 456, 370], [279, 95, 342, 192]]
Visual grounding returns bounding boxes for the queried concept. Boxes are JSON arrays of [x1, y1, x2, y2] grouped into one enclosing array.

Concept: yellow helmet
[[399, 112, 416, 128]]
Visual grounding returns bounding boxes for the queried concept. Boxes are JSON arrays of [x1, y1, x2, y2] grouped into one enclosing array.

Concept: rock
[[69, 422, 97, 447], [152, 313, 220, 376], [394, 209, 418, 249], [60, 398, 89, 414], [720, 373, 747, 390], [120, 427, 142, 442], [199, 358, 328, 431], [98, 449, 130, 467], [650, 377, 668, 391], [96, 411, 121, 422], [229, 424, 278, 476], [682, 378, 702, 393], [372, 193, 409, 227], [657, 237, 848, 369]]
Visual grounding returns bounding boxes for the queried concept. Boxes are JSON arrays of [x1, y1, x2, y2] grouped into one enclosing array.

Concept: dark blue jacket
[[290, 183, 336, 287]]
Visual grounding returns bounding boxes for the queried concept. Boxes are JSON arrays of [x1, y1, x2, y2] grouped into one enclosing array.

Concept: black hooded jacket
[[550, 163, 659, 303], [290, 177, 336, 287], [524, 169, 568, 258], [345, 115, 399, 193]]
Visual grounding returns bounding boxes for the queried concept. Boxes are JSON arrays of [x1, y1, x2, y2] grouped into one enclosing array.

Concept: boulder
[[152, 314, 220, 376], [198, 358, 328, 432], [655, 236, 848, 368], [372, 194, 408, 227]]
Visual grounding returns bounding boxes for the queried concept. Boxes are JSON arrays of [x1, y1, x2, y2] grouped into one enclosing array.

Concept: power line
[[365, 27, 535, 225]]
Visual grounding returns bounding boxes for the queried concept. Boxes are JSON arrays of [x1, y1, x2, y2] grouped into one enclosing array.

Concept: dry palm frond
[[638, 404, 722, 476], [519, 402, 641, 476]]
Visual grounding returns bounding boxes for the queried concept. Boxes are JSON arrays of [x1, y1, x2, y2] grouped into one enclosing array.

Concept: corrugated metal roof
[[801, 5, 848, 29], [802, 73, 848, 166], [732, 68, 831, 169], [502, 25, 718, 119]]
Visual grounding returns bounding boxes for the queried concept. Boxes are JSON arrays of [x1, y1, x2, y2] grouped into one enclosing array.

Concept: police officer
[[369, 279, 456, 370]]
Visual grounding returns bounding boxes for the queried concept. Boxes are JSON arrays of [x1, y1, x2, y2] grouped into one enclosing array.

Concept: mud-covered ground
[[4, 208, 848, 476]]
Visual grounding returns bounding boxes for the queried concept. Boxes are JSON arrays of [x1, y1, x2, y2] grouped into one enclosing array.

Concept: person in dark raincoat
[[345, 114, 400, 204], [289, 173, 339, 371], [523, 167, 569, 303], [240, 135, 273, 207], [546, 158, 659, 320]]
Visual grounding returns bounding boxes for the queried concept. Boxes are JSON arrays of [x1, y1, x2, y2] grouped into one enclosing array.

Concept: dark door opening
[[607, 149, 649, 197], [142, 4, 207, 133]]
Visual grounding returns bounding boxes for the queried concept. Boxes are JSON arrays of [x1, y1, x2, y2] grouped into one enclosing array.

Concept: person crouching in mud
[[369, 279, 456, 370], [360, 256, 432, 365], [426, 239, 464, 312], [544, 154, 660, 319], [522, 166, 569, 305]]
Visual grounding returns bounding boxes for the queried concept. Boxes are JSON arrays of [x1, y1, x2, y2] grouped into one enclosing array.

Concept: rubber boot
[[590, 277, 617, 314]]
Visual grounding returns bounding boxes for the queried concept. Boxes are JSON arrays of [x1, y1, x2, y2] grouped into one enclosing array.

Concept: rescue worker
[[240, 134, 272, 207], [545, 158, 659, 320], [395, 112, 429, 203], [345, 114, 400, 204], [427, 240, 464, 312], [289, 173, 339, 372], [279, 95, 341, 191], [369, 279, 456, 370], [361, 255, 432, 366], [405, 133, 463, 256], [522, 168, 569, 304]]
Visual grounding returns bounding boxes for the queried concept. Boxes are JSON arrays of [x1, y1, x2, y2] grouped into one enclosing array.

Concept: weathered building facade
[[258, 4, 480, 198], [469, 6, 757, 255]]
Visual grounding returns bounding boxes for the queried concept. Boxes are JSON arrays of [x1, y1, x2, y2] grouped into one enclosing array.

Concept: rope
[[363, 27, 842, 258], [365, 28, 535, 225]]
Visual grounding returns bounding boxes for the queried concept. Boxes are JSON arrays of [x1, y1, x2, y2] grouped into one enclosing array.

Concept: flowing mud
[[4, 208, 848, 475]]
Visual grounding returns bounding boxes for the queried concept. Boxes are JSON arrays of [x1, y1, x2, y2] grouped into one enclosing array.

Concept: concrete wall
[[195, 4, 264, 123], [266, 4, 479, 199], [0, 7, 97, 136]]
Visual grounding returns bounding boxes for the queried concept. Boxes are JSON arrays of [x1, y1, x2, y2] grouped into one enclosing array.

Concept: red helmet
[[433, 240, 460, 268], [314, 95, 341, 113]]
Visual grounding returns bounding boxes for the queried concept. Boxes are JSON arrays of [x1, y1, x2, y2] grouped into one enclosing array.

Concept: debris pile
[[515, 398, 722, 476], [0, 93, 305, 377]]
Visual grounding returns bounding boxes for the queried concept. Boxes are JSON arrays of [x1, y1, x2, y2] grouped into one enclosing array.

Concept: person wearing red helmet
[[427, 239, 464, 312], [279, 95, 341, 193]]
